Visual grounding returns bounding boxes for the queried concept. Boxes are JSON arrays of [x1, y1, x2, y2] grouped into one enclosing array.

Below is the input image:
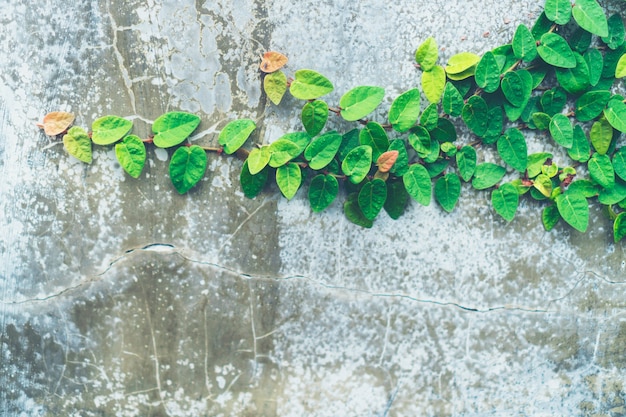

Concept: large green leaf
[[154, 112, 201, 148], [115, 135, 146, 178], [556, 191, 589, 232], [169, 145, 207, 194], [491, 183, 519, 222], [403, 164, 431, 206], [218, 119, 256, 154], [240, 161, 268, 199], [359, 122, 389, 161], [276, 162, 302, 200], [545, 0, 572, 24], [572, 0, 608, 37], [388, 88, 421, 132], [422, 65, 446, 103], [533, 173, 553, 197], [475, 51, 501, 93], [513, 24, 538, 62], [575, 90, 611, 122], [537, 33, 576, 68], [344, 193, 373, 228], [614, 212, 626, 242], [358, 178, 387, 220], [301, 100, 328, 137], [268, 139, 302, 168], [415, 37, 438, 71], [604, 99, 626, 133], [264, 70, 287, 105], [340, 86, 385, 122], [456, 145, 477, 182], [549, 114, 574, 148], [342, 145, 372, 184], [568, 125, 591, 163], [92, 115, 133, 146], [289, 69, 334, 100], [442, 82, 464, 116], [590, 118, 613, 155], [247, 146, 271, 175], [308, 174, 338, 212], [63, 126, 92, 164], [430, 118, 457, 143], [462, 95, 489, 136], [435, 173, 461, 212], [555, 52, 590, 94], [497, 128, 528, 172], [588, 152, 615, 189], [472, 163, 506, 190], [304, 131, 342, 170]]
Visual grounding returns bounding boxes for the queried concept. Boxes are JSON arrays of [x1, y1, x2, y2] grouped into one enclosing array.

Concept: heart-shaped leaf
[[115, 135, 146, 178], [501, 71, 526, 107], [545, 0, 572, 24], [301, 100, 328, 137], [555, 52, 590, 94], [247, 146, 271, 175], [169, 145, 207, 194], [475, 51, 501, 93], [304, 131, 342, 170], [442, 82, 464, 117], [604, 98, 626, 133], [388, 139, 409, 176], [38, 111, 75, 136], [259, 51, 288, 73], [268, 139, 302, 168], [445, 52, 480, 75], [340, 86, 385, 122], [456, 145, 477, 182], [541, 87, 567, 117], [154, 112, 201, 148], [572, 0, 608, 37], [556, 191, 589, 232], [403, 164, 431, 206], [358, 178, 387, 220], [422, 65, 446, 103], [344, 193, 373, 228], [264, 70, 287, 105], [218, 118, 256, 154], [359, 122, 389, 161], [491, 183, 519, 222], [289, 69, 334, 100], [435, 173, 461, 212], [384, 179, 410, 220], [63, 126, 92, 164], [588, 152, 615, 189], [342, 145, 372, 184], [92, 115, 133, 145], [575, 90, 611, 121], [240, 160, 268, 199], [568, 125, 591, 163], [542, 204, 561, 231], [276, 162, 302, 200], [538, 33, 576, 68], [497, 128, 528, 172], [415, 37, 438, 71], [513, 24, 538, 62], [308, 174, 338, 212], [590, 118, 613, 155], [603, 14, 625, 50], [462, 95, 489, 136], [472, 163, 506, 190], [549, 114, 573, 148], [388, 88, 421, 132]]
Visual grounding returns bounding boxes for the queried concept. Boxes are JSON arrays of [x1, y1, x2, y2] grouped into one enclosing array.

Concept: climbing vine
[[39, 0, 626, 240]]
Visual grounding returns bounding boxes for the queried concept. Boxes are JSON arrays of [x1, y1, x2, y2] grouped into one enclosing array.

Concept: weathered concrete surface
[[1, 0, 626, 416]]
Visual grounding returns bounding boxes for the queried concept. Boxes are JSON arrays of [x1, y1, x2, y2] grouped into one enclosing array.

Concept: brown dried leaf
[[377, 150, 399, 173], [38, 111, 75, 136], [260, 51, 288, 73]]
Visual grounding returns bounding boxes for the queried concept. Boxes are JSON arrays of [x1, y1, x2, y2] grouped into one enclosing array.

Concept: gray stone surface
[[1, 0, 626, 416]]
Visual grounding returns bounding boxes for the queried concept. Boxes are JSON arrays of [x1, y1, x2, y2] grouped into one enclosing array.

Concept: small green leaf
[[497, 128, 528, 172], [502, 70, 533, 122], [388, 88, 421, 132], [304, 131, 342, 170], [425, 158, 449, 178], [602, 45, 625, 78], [308, 174, 338, 212], [445, 52, 480, 75], [344, 193, 373, 228], [491, 183, 519, 222], [588, 152, 615, 189], [289, 69, 334, 100], [604, 99, 626, 133], [614, 212, 626, 242], [532, 12, 554, 39], [264, 70, 287, 105], [430, 118, 457, 143], [537, 33, 577, 68], [613, 148, 626, 181], [420, 103, 439, 131], [541, 87, 567, 117], [569, 27, 592, 54], [456, 145, 477, 182], [542, 204, 561, 231], [342, 145, 372, 184], [63, 126, 92, 164], [358, 178, 387, 220], [475, 51, 501, 93], [585, 48, 603, 86], [408, 125, 431, 155], [384, 179, 410, 220], [575, 90, 611, 122], [301, 100, 329, 137], [240, 161, 268, 199], [527, 152, 553, 178], [462, 95, 489, 136], [533, 173, 553, 197], [549, 114, 574, 148], [340, 86, 385, 122], [403, 164, 432, 206], [359, 122, 389, 161], [247, 146, 271, 175], [482, 107, 504, 144], [422, 65, 446, 103], [556, 191, 589, 232], [115, 135, 146, 178], [415, 37, 438, 71], [92, 115, 133, 146], [568, 125, 591, 163], [572, 0, 609, 37], [153, 112, 201, 148], [268, 139, 302, 168], [388, 139, 410, 176], [217, 118, 255, 154], [512, 24, 538, 62], [603, 14, 625, 50], [276, 162, 302, 200], [338, 129, 360, 161], [442, 82, 464, 116], [555, 52, 590, 94], [472, 163, 506, 190], [545, 0, 572, 24], [169, 145, 207, 194], [435, 173, 461, 212], [590, 118, 613, 155], [532, 112, 552, 130], [501, 71, 526, 107], [616, 54, 626, 78]]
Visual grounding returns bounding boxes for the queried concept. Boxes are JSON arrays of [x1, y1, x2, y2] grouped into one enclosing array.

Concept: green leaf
[[475, 52, 501, 93], [497, 128, 528, 172], [456, 145, 477, 182], [338, 129, 361, 161], [572, 0, 608, 37], [472, 163, 506, 190], [537, 33, 577, 68], [408, 125, 431, 155], [358, 178, 387, 220], [616, 54, 626, 78], [532, 12, 554, 39], [301, 100, 329, 137], [445, 52, 480, 75], [533, 173, 553, 197], [289, 69, 334, 100], [430, 118, 457, 143], [342, 145, 372, 184], [604, 99, 626, 133], [359, 122, 389, 161], [614, 212, 626, 242], [491, 183, 519, 222], [425, 158, 449, 178], [435, 173, 461, 212], [568, 180, 599, 198], [501, 71, 526, 107], [389, 88, 421, 132], [276, 163, 302, 200], [503, 70, 533, 121], [278, 132, 311, 156], [247, 146, 271, 175], [527, 152, 553, 178], [153, 112, 201, 148], [549, 114, 574, 148], [462, 95, 489, 136], [420, 103, 439, 131], [268, 139, 302, 168], [115, 135, 146, 178], [63, 126, 92, 164], [384, 179, 410, 220], [588, 152, 615, 189], [590, 118, 613, 155], [556, 191, 589, 232], [340, 86, 385, 122], [482, 107, 504, 144], [169, 145, 207, 194], [308, 174, 338, 212], [513, 24, 538, 62], [542, 204, 561, 231], [585, 48, 603, 86], [569, 27, 592, 54], [541, 87, 567, 117], [415, 37, 438, 71], [388, 139, 409, 176], [555, 52, 590, 94], [422, 65, 446, 103], [532, 112, 552, 130], [442, 82, 464, 116], [568, 125, 591, 163], [613, 148, 626, 181], [602, 45, 625, 78], [92, 115, 133, 146], [240, 161, 268, 199], [603, 14, 625, 50], [545, 0, 572, 24], [598, 179, 626, 205], [217, 118, 255, 154], [304, 131, 342, 170], [403, 164, 432, 206], [344, 193, 373, 228], [575, 90, 611, 121], [264, 70, 287, 105]]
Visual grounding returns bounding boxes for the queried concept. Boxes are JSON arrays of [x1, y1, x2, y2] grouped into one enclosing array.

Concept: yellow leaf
[[37, 111, 75, 136]]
